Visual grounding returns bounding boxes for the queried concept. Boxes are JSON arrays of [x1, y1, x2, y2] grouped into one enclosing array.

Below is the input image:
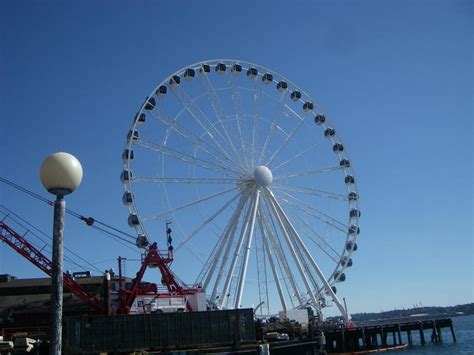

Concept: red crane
[[0, 219, 201, 314], [0, 220, 104, 312]]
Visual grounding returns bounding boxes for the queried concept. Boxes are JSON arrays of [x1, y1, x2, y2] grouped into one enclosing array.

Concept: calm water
[[386, 314, 474, 355]]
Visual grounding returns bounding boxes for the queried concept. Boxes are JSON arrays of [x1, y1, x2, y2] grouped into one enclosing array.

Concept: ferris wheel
[[121, 59, 360, 321]]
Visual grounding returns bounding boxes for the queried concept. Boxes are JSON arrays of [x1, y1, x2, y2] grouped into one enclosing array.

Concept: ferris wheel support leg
[[235, 190, 260, 308], [260, 203, 304, 307], [267, 189, 350, 322], [218, 189, 256, 308], [264, 189, 320, 312], [258, 216, 287, 312], [207, 190, 250, 301]]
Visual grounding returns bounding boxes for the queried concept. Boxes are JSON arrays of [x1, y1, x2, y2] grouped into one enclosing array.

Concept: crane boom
[[0, 220, 104, 312]]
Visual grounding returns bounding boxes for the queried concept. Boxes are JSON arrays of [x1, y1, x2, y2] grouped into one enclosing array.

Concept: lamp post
[[40, 152, 83, 355]]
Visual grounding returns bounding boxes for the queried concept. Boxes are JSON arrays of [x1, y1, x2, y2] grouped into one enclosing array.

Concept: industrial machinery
[[0, 217, 204, 315]]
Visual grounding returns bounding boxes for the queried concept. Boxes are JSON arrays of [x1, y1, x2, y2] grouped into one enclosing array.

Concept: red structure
[[0, 220, 104, 312], [116, 243, 200, 314], [0, 220, 200, 315]]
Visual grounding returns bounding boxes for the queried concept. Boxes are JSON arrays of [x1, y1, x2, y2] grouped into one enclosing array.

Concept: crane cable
[[0, 177, 136, 246]]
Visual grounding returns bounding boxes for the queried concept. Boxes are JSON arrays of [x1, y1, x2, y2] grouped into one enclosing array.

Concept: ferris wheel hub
[[254, 166, 273, 187]]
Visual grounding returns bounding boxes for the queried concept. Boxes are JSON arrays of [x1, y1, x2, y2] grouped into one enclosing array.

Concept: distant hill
[[351, 303, 474, 322]]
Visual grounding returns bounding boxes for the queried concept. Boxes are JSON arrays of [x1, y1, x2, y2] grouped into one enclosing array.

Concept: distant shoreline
[[351, 302, 474, 322]]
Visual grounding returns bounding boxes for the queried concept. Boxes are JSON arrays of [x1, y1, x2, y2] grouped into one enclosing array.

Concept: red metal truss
[[0, 221, 104, 312], [117, 243, 199, 314]]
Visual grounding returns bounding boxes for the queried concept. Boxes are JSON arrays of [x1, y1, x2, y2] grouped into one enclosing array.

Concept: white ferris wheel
[[121, 59, 360, 321]]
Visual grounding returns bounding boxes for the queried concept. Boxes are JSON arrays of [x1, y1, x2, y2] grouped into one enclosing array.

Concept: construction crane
[[0, 220, 104, 312], [0, 178, 205, 313], [0, 216, 203, 314]]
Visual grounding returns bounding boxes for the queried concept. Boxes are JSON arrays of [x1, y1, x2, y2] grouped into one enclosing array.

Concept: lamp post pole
[[50, 194, 66, 354], [40, 152, 83, 355]]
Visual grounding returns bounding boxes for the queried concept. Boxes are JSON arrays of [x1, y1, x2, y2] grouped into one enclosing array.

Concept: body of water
[[386, 314, 474, 354]]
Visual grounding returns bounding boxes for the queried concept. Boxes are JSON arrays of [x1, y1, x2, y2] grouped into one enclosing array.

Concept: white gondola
[[122, 192, 134, 206], [184, 68, 195, 80], [122, 149, 134, 162], [169, 75, 180, 87], [128, 214, 140, 227], [200, 64, 211, 75], [247, 67, 258, 79], [232, 63, 242, 75], [290, 90, 301, 101], [262, 73, 273, 84], [277, 81, 288, 92], [303, 101, 314, 112], [134, 112, 146, 125], [215, 63, 226, 74], [156, 85, 167, 97]]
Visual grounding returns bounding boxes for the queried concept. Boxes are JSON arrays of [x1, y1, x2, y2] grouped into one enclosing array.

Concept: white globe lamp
[[40, 152, 83, 195]]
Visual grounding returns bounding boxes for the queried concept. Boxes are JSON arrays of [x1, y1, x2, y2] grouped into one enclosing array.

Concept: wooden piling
[[407, 329, 413, 346], [449, 322, 457, 342], [419, 324, 426, 345], [361, 327, 366, 349], [380, 326, 386, 347], [341, 329, 346, 352]]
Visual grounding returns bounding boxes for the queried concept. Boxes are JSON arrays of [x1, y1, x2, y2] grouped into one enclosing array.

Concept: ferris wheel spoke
[[227, 75, 250, 169], [258, 91, 290, 165], [135, 138, 240, 178], [292, 214, 341, 263], [176, 192, 242, 253], [286, 222, 326, 308], [199, 73, 248, 170], [274, 165, 345, 180], [262, 189, 320, 310], [276, 190, 348, 233], [272, 183, 348, 201], [266, 188, 349, 320], [142, 186, 239, 222], [170, 85, 243, 168], [149, 108, 242, 174], [264, 110, 308, 167], [270, 141, 323, 172], [132, 177, 235, 185], [251, 81, 264, 167]]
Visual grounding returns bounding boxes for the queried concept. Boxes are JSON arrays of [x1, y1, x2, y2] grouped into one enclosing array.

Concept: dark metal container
[[65, 308, 255, 353]]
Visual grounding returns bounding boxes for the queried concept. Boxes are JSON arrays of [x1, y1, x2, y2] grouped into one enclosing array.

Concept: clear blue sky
[[1, 0, 472, 314]]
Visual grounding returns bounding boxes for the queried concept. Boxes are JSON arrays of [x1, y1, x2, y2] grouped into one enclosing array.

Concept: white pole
[[235, 190, 260, 308]]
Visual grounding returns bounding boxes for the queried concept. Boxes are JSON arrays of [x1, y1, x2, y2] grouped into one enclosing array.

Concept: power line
[[0, 205, 103, 274], [0, 176, 137, 243]]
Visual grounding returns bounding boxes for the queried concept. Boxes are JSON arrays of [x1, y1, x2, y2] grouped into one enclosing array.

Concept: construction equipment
[[0, 218, 203, 315]]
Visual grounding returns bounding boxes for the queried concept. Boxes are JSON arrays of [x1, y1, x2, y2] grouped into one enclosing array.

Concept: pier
[[314, 317, 456, 353]]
